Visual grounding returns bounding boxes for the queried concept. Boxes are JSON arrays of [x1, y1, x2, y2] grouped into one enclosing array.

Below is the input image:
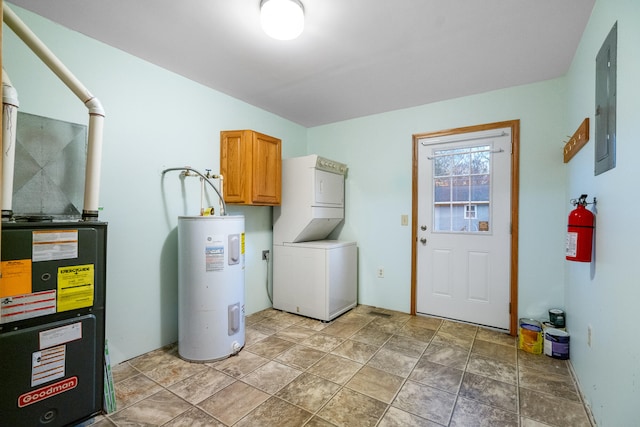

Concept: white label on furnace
[[0, 290, 57, 324], [32, 345, 66, 387], [566, 232, 578, 257], [32, 230, 78, 262], [39, 322, 82, 350]]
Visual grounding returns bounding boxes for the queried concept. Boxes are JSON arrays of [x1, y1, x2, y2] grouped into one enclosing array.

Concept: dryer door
[[313, 170, 344, 206]]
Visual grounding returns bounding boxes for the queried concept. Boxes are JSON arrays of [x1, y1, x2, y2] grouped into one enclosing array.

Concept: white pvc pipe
[[83, 110, 105, 218], [3, 5, 95, 106], [2, 69, 19, 217], [0, 70, 20, 278], [3, 4, 105, 220]]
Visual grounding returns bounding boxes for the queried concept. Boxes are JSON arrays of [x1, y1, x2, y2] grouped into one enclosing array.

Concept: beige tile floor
[[89, 306, 594, 426]]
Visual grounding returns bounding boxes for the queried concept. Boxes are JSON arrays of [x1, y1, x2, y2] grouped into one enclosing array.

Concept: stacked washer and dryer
[[273, 155, 357, 322]]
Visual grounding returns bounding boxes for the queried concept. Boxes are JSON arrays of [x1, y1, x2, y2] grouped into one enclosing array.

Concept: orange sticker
[[0, 259, 32, 298]]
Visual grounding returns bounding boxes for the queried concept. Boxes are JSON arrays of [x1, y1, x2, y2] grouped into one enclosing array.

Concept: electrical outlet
[[587, 324, 592, 347], [377, 267, 384, 278], [262, 250, 270, 260]]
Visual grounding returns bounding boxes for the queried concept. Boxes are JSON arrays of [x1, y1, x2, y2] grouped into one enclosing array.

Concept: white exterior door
[[416, 128, 512, 330]]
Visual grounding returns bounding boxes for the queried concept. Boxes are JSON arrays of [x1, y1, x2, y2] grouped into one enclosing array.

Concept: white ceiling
[[8, 0, 595, 127]]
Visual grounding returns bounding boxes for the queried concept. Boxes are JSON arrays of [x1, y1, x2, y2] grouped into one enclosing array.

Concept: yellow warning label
[[57, 264, 94, 312], [0, 259, 32, 298], [241, 233, 245, 255]]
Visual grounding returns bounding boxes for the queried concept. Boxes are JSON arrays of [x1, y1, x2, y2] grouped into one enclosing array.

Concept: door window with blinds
[[431, 144, 492, 233]]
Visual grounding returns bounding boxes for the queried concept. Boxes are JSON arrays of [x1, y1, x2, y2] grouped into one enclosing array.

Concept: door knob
[[420, 225, 427, 231], [420, 238, 427, 244]]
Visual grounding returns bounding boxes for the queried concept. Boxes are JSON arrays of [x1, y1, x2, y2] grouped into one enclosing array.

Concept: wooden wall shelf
[[563, 118, 590, 163]]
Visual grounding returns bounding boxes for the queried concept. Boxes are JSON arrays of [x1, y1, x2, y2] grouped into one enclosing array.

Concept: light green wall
[[3, 5, 307, 365], [564, 0, 640, 425], [308, 79, 569, 320], [307, 1, 640, 424]]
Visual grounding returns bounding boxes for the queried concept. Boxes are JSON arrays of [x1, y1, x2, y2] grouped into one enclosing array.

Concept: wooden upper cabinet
[[220, 130, 282, 206]]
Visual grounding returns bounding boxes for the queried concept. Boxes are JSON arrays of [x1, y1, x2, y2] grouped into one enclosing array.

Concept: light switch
[[401, 215, 409, 226]]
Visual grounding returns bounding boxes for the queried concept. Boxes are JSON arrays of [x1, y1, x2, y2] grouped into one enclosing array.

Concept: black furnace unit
[[0, 220, 107, 426]]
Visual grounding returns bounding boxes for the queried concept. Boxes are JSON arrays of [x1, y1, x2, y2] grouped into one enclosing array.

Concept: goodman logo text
[[18, 376, 78, 408]]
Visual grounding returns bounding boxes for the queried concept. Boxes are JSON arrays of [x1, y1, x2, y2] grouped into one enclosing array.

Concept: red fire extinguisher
[[566, 194, 595, 262]]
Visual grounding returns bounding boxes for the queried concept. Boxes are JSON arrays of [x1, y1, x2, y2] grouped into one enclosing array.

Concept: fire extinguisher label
[[566, 232, 578, 257]]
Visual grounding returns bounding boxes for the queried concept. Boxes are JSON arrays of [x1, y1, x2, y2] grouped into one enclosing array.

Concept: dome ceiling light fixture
[[260, 0, 305, 41]]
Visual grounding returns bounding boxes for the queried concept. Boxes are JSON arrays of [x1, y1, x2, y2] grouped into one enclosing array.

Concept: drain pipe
[[3, 4, 105, 221]]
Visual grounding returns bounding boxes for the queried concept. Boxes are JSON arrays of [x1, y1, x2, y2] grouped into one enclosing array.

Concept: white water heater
[[177, 215, 245, 362]]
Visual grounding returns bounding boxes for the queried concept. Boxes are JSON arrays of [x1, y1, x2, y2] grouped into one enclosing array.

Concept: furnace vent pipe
[[2, 69, 18, 220], [0, 69, 20, 278], [3, 4, 105, 220]]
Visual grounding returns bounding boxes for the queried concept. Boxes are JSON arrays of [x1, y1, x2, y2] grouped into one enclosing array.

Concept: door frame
[[410, 120, 520, 335]]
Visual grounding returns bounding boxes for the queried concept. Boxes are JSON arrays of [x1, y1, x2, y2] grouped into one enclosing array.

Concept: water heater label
[[205, 237, 225, 272], [32, 230, 78, 262], [57, 264, 94, 311], [241, 233, 245, 268]]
